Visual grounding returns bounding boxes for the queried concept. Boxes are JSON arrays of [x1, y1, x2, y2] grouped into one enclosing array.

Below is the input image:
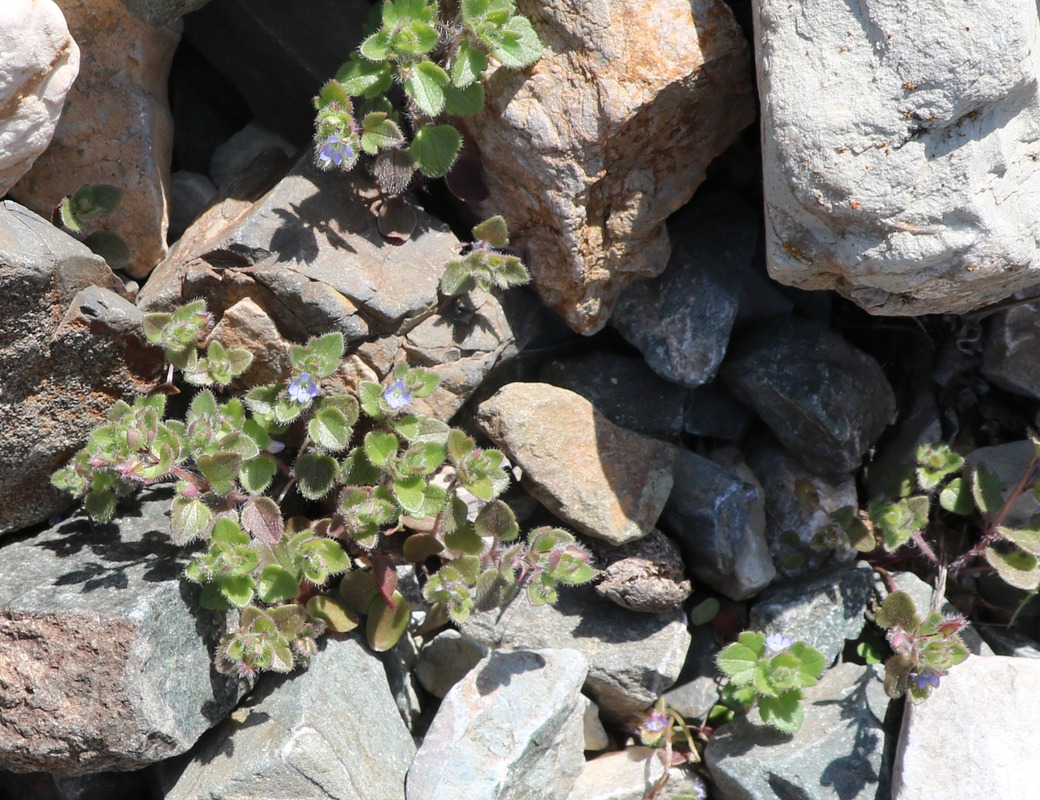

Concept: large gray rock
[[120, 0, 212, 26], [0, 201, 160, 534], [892, 656, 1040, 799], [0, 0, 80, 196], [0, 488, 245, 775], [706, 663, 891, 800], [755, 0, 1040, 316], [722, 316, 896, 477], [567, 747, 709, 800], [407, 649, 588, 800], [460, 586, 690, 724], [460, 0, 755, 334], [475, 383, 678, 545], [163, 634, 415, 800], [611, 192, 757, 387], [982, 299, 1040, 399]]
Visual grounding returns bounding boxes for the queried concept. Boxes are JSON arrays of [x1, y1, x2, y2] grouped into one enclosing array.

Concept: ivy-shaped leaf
[[295, 453, 339, 500]]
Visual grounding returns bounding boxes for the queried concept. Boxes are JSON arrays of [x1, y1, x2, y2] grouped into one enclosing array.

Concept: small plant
[[439, 215, 529, 296], [52, 184, 131, 271], [874, 590, 968, 702], [634, 699, 707, 800], [715, 632, 826, 733], [314, 0, 542, 191]]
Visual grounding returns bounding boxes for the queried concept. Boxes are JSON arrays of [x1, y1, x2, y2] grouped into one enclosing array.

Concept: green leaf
[[309, 407, 352, 452], [393, 475, 427, 514], [915, 442, 964, 491], [257, 565, 301, 604], [972, 462, 1005, 516], [789, 642, 826, 684], [306, 595, 360, 633], [339, 570, 380, 613], [360, 29, 392, 61], [361, 112, 405, 154], [716, 632, 765, 684], [875, 590, 921, 631], [405, 60, 449, 116], [337, 57, 393, 97], [358, 381, 385, 419], [405, 20, 440, 55], [239, 454, 278, 495], [440, 260, 475, 296], [445, 523, 484, 555], [409, 124, 462, 178], [220, 574, 256, 607], [170, 496, 212, 545], [443, 82, 485, 116], [985, 546, 1040, 590], [84, 231, 131, 272], [308, 332, 345, 377], [190, 389, 218, 419], [473, 215, 510, 248], [474, 499, 519, 541], [294, 453, 338, 500], [68, 184, 123, 222], [488, 15, 542, 68], [85, 490, 117, 523], [315, 78, 350, 109], [384, 0, 436, 24], [220, 431, 261, 461], [999, 525, 1040, 555], [451, 41, 488, 87], [364, 430, 399, 467], [689, 598, 720, 626], [366, 590, 411, 652], [241, 496, 284, 544], [273, 398, 305, 425], [758, 690, 805, 733], [939, 477, 974, 515], [197, 452, 242, 496]]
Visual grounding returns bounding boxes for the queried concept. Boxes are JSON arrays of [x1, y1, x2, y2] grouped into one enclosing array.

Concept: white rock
[[0, 0, 79, 196], [893, 656, 1040, 799], [755, 0, 1040, 316]]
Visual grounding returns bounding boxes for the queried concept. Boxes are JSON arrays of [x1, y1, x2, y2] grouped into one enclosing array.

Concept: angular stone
[[205, 296, 291, 388], [722, 316, 896, 476], [594, 528, 692, 613], [539, 352, 688, 438], [0, 488, 244, 775], [660, 449, 775, 600], [407, 649, 588, 800], [755, 0, 1040, 316], [661, 625, 720, 724], [10, 0, 180, 278], [611, 192, 757, 387], [460, 0, 755, 334], [167, 170, 216, 243], [567, 748, 709, 800], [460, 586, 690, 724], [0, 0, 80, 196], [120, 0, 212, 26], [705, 663, 891, 800], [209, 120, 295, 192], [475, 383, 678, 545], [749, 563, 874, 667], [892, 657, 1040, 799], [682, 381, 755, 442], [414, 629, 489, 700], [163, 634, 415, 800], [0, 201, 161, 534], [981, 298, 1040, 399]]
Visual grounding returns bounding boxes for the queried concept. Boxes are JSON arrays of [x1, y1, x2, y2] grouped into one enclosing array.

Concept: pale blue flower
[[382, 380, 411, 410], [765, 632, 793, 654], [910, 670, 942, 690], [288, 373, 318, 404], [316, 134, 354, 169], [642, 708, 669, 734]]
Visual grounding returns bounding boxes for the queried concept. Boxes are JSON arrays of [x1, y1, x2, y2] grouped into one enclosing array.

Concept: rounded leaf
[[306, 595, 360, 633], [408, 124, 462, 178], [366, 590, 411, 652]]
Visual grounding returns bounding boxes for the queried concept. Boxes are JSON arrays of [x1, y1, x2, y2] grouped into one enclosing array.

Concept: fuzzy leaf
[[309, 407, 352, 452], [361, 112, 405, 154], [939, 477, 973, 515], [473, 215, 509, 248], [85, 490, 117, 523], [440, 260, 475, 296], [219, 574, 256, 607], [306, 595, 360, 633], [999, 525, 1040, 555], [716, 632, 765, 684], [443, 82, 485, 116], [358, 381, 384, 419], [985, 546, 1040, 590], [360, 29, 392, 61], [409, 124, 462, 178], [474, 499, 519, 541], [198, 452, 242, 496], [488, 15, 542, 68], [295, 453, 338, 500], [393, 475, 427, 514], [757, 690, 805, 733], [875, 590, 921, 631], [364, 430, 399, 467], [405, 60, 449, 116], [257, 565, 301, 604], [241, 496, 285, 544], [170, 496, 212, 545], [337, 57, 393, 97], [239, 454, 278, 495], [451, 41, 488, 87], [68, 184, 123, 222], [366, 590, 411, 652], [972, 462, 1005, 516]]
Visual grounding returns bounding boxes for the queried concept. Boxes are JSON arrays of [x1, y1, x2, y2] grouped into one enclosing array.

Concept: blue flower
[[287, 373, 319, 404], [910, 670, 942, 690], [316, 134, 354, 170], [765, 632, 793, 654], [642, 708, 669, 734], [382, 380, 411, 410]]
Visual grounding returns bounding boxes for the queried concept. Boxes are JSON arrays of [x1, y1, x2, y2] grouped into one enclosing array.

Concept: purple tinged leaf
[[241, 496, 285, 544]]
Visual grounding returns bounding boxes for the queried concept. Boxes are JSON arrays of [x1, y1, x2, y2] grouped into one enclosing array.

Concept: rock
[[567, 748, 709, 800], [119, 0, 212, 26], [0, 488, 245, 775], [660, 449, 775, 600], [183, 0, 371, 142], [460, 586, 690, 724], [747, 442, 859, 579], [407, 648, 588, 800], [460, 0, 755, 334], [0, 769, 152, 800], [610, 192, 757, 387], [162, 634, 415, 800], [0, 0, 80, 197], [705, 663, 891, 800], [475, 383, 678, 545], [414, 629, 489, 700], [682, 382, 755, 442], [749, 563, 874, 667], [755, 0, 1040, 316], [9, 0, 180, 278], [209, 120, 296, 192], [981, 298, 1040, 399], [892, 657, 1040, 799], [0, 201, 161, 534], [594, 528, 692, 613], [167, 171, 217, 243], [581, 698, 610, 752], [205, 297, 291, 388], [539, 352, 688, 438], [661, 625, 721, 724], [721, 316, 896, 477]]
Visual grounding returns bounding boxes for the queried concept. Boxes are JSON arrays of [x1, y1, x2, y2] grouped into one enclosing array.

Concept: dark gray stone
[[539, 352, 687, 437], [721, 315, 896, 476], [705, 663, 891, 800], [981, 298, 1040, 399], [168, 171, 217, 243], [662, 625, 721, 724], [120, 0, 212, 26], [611, 192, 757, 388], [683, 381, 755, 441], [162, 634, 414, 800], [0, 488, 245, 775]]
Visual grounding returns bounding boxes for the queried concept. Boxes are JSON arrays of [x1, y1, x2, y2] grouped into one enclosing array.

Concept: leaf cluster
[[439, 215, 530, 296]]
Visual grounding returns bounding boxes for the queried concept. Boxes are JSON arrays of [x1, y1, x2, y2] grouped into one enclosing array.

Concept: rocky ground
[[2, 0, 1040, 798]]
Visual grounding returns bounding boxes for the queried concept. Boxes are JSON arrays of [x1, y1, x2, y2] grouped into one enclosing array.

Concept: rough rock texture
[[892, 657, 1040, 799], [9, 0, 180, 277], [706, 664, 891, 800], [460, 586, 690, 724], [981, 298, 1040, 400], [611, 191, 757, 387], [0, 1, 80, 196], [461, 0, 755, 334], [755, 0, 1040, 316], [0, 201, 161, 535], [407, 649, 588, 800], [568, 748, 708, 800], [594, 528, 692, 613], [119, 0, 212, 26], [475, 383, 677, 545], [163, 634, 415, 800], [414, 629, 489, 700], [722, 316, 896, 477], [0, 488, 245, 775]]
